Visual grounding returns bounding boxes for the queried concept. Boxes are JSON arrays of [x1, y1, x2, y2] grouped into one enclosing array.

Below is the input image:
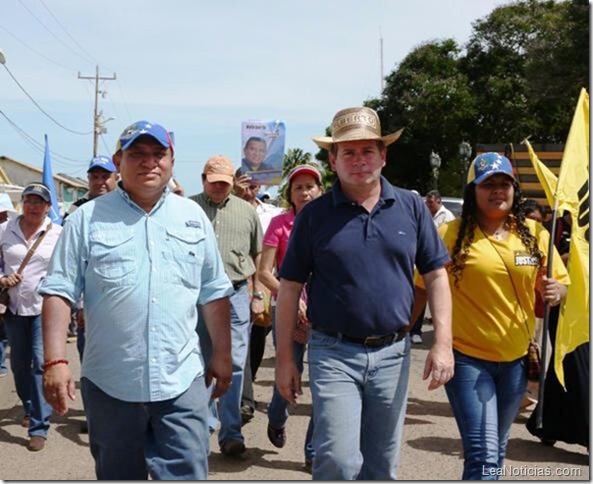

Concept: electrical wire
[[17, 0, 95, 66], [38, 0, 100, 67], [0, 109, 87, 165], [1, 63, 92, 135], [0, 24, 75, 71]]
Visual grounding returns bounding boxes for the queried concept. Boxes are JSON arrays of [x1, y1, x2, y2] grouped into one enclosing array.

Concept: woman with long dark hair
[[258, 164, 324, 470], [438, 153, 570, 479]]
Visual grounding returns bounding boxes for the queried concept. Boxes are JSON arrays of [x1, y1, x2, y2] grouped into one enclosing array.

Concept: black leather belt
[[316, 328, 408, 348], [232, 280, 247, 290]]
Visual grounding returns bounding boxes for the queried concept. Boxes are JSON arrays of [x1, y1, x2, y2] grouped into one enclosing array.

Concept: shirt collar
[[203, 192, 231, 208], [116, 182, 169, 214]]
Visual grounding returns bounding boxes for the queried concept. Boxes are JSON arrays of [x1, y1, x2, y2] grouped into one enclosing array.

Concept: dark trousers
[[241, 325, 271, 410], [410, 304, 426, 337]]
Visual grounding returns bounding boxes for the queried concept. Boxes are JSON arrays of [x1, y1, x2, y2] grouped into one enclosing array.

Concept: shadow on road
[[406, 396, 454, 418], [507, 438, 589, 466], [208, 446, 311, 475], [406, 435, 463, 458]]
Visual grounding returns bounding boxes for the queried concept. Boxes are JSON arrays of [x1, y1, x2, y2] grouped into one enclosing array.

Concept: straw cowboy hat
[[312, 106, 404, 150]]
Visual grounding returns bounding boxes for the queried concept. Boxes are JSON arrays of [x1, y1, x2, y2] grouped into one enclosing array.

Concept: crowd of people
[[0, 107, 587, 480]]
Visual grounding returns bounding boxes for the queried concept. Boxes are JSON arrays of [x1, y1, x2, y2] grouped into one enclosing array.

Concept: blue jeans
[[4, 312, 52, 437], [269, 320, 314, 462], [0, 318, 8, 374], [308, 329, 411, 480], [76, 325, 85, 362], [198, 283, 251, 446], [81, 375, 210, 480], [445, 350, 527, 480]]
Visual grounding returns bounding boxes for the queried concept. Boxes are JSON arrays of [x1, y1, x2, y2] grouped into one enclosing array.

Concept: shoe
[[21, 415, 30, 428], [267, 424, 286, 448], [27, 436, 46, 452], [241, 404, 254, 425], [411, 334, 422, 344], [80, 420, 88, 434], [220, 439, 246, 457], [541, 438, 557, 447], [0, 369, 8, 377]]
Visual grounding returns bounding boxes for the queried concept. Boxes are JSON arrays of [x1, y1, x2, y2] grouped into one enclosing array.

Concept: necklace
[[492, 229, 507, 240], [481, 219, 511, 240]]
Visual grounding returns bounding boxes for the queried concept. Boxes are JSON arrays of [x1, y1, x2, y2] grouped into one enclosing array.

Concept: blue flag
[[42, 134, 63, 224]]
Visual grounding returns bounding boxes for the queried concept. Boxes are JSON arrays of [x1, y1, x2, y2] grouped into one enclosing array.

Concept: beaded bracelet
[[42, 359, 69, 372]]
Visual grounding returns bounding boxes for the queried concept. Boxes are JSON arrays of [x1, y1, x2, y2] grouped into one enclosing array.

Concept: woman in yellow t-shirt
[[441, 153, 569, 480]]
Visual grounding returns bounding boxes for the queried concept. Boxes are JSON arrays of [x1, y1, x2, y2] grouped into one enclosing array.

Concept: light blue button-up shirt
[[39, 186, 233, 402]]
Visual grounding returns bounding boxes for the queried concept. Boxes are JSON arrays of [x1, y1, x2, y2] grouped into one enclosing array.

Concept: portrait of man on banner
[[240, 120, 285, 185]]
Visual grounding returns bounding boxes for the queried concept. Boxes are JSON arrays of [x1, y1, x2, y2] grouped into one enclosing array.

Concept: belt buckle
[[363, 335, 384, 347]]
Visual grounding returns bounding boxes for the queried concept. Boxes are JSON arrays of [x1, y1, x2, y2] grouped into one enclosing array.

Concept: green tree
[[377, 39, 476, 195], [370, 0, 588, 195]]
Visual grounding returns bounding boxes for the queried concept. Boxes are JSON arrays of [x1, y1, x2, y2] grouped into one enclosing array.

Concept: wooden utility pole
[[78, 66, 116, 157]]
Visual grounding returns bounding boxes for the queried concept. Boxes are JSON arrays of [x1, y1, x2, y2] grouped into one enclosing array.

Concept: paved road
[[0, 326, 588, 480]]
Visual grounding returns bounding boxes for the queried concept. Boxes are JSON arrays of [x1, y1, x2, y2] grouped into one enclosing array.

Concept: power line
[[0, 24, 74, 71], [17, 0, 94, 66], [0, 109, 86, 165], [38, 0, 100, 67], [0, 61, 92, 135]]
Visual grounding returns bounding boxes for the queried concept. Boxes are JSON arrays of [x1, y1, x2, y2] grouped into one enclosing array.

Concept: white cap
[[0, 193, 16, 214]]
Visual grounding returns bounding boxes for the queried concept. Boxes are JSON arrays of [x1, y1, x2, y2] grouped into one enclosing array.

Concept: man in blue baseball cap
[[40, 120, 233, 480], [63, 155, 118, 221]]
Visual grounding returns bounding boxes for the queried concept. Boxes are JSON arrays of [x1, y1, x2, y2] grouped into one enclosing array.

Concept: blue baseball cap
[[116, 120, 174, 152], [466, 152, 515, 185], [88, 155, 116, 173]]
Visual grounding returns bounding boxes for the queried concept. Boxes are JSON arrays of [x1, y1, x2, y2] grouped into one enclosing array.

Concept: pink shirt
[[263, 210, 295, 270]]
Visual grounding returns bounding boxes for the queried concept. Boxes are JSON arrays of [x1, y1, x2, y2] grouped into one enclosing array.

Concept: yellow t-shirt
[[434, 218, 570, 362]]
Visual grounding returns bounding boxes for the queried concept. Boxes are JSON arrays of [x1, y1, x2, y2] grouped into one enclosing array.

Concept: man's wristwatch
[[252, 291, 265, 301]]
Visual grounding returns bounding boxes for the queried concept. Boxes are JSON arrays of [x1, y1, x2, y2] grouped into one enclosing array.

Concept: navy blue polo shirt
[[279, 176, 449, 338]]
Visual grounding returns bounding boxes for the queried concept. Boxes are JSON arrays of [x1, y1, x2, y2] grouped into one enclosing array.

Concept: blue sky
[[0, 0, 510, 196]]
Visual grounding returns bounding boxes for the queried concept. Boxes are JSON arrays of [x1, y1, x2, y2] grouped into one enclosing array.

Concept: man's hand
[[250, 297, 264, 316], [275, 358, 302, 404], [43, 364, 76, 415], [423, 342, 454, 390], [206, 350, 232, 400], [233, 174, 252, 198]]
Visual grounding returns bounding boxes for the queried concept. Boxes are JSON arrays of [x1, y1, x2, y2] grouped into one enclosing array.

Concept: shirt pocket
[[89, 228, 137, 285], [162, 227, 206, 289]]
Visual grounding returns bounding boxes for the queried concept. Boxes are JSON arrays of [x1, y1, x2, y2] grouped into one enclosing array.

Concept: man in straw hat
[[274, 106, 454, 479]]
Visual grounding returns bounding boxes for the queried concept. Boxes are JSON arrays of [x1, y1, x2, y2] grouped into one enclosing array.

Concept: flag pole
[[534, 196, 559, 429]]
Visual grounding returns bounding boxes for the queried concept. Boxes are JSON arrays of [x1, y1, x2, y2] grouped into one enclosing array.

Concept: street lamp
[[429, 151, 441, 190], [459, 141, 472, 193]]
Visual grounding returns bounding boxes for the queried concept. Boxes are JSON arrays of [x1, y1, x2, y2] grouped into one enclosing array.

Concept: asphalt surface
[[0, 325, 589, 481]]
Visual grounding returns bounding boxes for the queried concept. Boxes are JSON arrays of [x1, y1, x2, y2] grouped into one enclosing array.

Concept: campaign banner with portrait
[[240, 120, 285, 185]]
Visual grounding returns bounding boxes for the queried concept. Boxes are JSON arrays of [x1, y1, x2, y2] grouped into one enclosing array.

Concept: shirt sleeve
[[197, 210, 234, 305], [38, 212, 86, 304], [278, 209, 313, 283], [263, 214, 282, 248], [537, 223, 571, 285], [250, 211, 263, 258], [415, 199, 450, 275]]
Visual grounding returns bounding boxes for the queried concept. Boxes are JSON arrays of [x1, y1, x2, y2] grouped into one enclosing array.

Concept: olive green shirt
[[191, 193, 263, 284]]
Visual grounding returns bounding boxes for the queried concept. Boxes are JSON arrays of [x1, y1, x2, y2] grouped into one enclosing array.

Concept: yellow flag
[[524, 140, 557, 206], [554, 88, 590, 387]]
